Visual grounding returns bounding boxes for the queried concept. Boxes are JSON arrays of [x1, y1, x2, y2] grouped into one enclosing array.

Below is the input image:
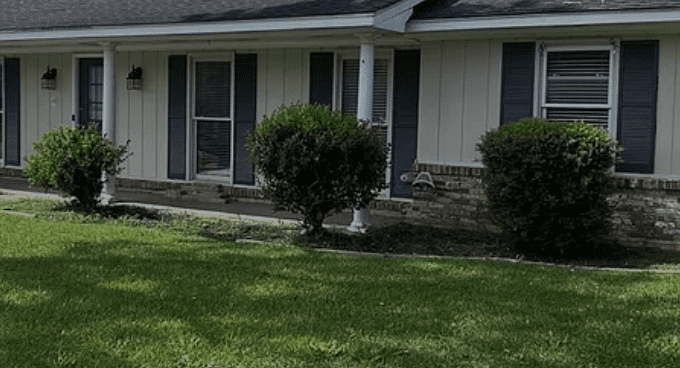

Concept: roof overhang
[[407, 8, 680, 34], [0, 0, 425, 44]]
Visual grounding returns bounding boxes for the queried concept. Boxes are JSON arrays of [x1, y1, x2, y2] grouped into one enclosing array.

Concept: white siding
[[20, 53, 72, 163], [418, 40, 503, 165], [113, 50, 169, 180], [656, 37, 680, 175]]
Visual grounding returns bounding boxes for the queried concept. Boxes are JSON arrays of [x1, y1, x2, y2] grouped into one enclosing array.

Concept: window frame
[[188, 52, 235, 182], [536, 43, 620, 137], [334, 48, 394, 197]]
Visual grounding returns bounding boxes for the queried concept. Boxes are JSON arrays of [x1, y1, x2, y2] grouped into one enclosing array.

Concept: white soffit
[[406, 9, 680, 33]]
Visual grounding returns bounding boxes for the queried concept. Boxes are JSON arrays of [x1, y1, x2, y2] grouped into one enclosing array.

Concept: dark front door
[[79, 58, 103, 131]]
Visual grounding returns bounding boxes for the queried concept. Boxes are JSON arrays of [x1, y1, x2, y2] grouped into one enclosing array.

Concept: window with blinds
[[193, 60, 232, 177], [340, 57, 391, 188], [542, 49, 612, 130], [341, 58, 390, 145]]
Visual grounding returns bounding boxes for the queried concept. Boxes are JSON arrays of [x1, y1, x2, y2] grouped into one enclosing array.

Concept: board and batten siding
[[257, 48, 308, 121], [418, 40, 503, 165], [19, 54, 73, 165], [15, 52, 170, 181], [115, 50, 169, 180], [654, 36, 680, 176]]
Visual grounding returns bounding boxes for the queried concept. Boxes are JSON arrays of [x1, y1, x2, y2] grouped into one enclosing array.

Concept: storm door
[[191, 56, 234, 179]]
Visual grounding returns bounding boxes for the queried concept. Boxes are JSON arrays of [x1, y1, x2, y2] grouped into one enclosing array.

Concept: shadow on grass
[[1, 227, 679, 367]]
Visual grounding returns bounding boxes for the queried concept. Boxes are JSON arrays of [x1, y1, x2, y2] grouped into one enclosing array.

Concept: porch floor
[[0, 176, 402, 229]]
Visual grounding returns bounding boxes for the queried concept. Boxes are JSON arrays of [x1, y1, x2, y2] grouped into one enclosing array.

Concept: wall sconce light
[[41, 66, 57, 90], [126, 65, 143, 90]]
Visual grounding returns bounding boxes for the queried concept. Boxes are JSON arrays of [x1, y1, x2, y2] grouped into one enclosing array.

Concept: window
[[338, 54, 392, 188], [191, 56, 234, 179], [539, 46, 616, 131]]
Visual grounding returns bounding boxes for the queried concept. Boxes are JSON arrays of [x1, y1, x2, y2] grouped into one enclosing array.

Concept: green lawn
[[1, 212, 680, 368]]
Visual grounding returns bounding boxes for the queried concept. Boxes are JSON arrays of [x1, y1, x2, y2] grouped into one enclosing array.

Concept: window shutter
[[616, 41, 659, 174], [500, 43, 535, 125], [309, 52, 334, 107], [4, 58, 20, 166], [391, 50, 420, 198], [233, 53, 257, 185], [168, 55, 187, 180]]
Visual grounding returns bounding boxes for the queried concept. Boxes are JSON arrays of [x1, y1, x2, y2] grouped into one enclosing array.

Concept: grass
[[1, 195, 680, 367]]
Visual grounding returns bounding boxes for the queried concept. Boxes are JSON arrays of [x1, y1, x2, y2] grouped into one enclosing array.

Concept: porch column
[[102, 42, 117, 203], [349, 37, 375, 232]]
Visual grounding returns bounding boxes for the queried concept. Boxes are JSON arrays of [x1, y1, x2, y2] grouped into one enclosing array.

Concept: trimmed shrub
[[477, 118, 620, 257], [24, 124, 130, 209], [247, 104, 388, 235]]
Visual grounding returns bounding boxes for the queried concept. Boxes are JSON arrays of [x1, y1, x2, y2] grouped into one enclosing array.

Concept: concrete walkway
[[0, 176, 403, 229]]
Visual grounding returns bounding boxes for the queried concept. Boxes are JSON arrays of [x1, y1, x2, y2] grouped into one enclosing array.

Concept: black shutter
[[616, 41, 659, 174], [233, 53, 257, 185], [391, 50, 420, 198], [168, 55, 187, 180], [309, 52, 334, 107], [500, 43, 535, 125], [4, 58, 20, 166]]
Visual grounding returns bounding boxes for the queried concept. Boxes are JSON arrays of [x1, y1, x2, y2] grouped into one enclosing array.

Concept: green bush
[[477, 118, 620, 257], [24, 124, 130, 209], [247, 104, 388, 235]]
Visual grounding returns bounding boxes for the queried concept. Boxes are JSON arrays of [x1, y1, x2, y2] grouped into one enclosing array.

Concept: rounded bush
[[247, 104, 388, 235], [477, 118, 620, 257], [24, 124, 130, 209]]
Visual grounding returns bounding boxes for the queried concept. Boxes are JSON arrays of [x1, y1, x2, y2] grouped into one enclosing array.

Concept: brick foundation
[[409, 163, 680, 251], [6, 163, 680, 250]]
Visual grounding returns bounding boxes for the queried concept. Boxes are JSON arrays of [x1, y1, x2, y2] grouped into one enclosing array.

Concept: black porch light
[[126, 65, 143, 90], [41, 66, 57, 90]]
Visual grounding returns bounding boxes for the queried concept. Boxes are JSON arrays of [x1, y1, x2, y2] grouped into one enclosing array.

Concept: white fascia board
[[0, 13, 376, 42], [406, 9, 680, 33], [374, 0, 427, 32]]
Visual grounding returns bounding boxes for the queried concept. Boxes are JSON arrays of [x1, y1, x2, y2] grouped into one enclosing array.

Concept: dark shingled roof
[[0, 0, 404, 32], [2, 0, 680, 33], [412, 0, 680, 19]]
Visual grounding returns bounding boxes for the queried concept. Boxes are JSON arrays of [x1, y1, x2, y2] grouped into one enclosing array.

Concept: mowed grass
[[1, 213, 680, 368]]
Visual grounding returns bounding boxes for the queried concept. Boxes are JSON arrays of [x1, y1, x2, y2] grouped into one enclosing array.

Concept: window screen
[[543, 50, 612, 129], [195, 61, 231, 118]]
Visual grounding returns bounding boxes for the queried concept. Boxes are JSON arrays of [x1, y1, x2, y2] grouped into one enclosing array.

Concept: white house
[[1, 0, 679, 229]]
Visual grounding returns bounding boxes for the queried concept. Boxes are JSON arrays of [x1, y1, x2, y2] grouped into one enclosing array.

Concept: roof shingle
[[412, 0, 680, 19], [0, 0, 404, 32]]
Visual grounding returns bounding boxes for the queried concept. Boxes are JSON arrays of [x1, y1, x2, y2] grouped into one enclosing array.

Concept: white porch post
[[349, 37, 375, 232], [101, 42, 117, 203]]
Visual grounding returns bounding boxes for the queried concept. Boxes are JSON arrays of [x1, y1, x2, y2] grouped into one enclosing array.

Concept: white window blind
[[341, 58, 389, 144], [195, 61, 231, 118], [543, 49, 612, 130]]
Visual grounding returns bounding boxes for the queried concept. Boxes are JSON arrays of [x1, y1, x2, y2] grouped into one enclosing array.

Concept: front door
[[78, 58, 103, 130]]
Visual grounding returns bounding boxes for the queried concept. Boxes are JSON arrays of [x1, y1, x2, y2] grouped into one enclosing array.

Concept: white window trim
[[335, 48, 394, 198], [536, 41, 620, 138], [188, 52, 235, 183]]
